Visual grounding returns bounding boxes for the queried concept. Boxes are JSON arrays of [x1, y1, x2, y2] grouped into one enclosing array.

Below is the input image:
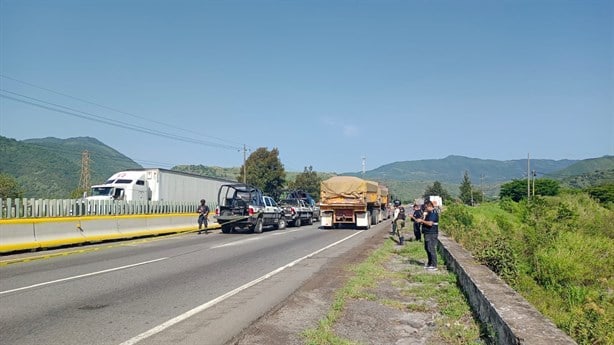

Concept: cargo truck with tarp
[[378, 184, 390, 220], [319, 176, 384, 229]]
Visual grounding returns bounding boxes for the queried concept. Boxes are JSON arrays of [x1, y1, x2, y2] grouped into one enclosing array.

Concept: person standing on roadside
[[391, 200, 401, 235], [410, 203, 423, 242], [392, 202, 407, 245], [197, 199, 210, 234], [416, 200, 439, 270]]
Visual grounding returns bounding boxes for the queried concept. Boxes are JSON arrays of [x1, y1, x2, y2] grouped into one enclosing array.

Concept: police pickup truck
[[215, 183, 286, 233], [279, 198, 313, 227]]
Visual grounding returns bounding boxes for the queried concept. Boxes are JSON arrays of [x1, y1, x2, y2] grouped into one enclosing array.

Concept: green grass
[[302, 238, 485, 345], [443, 192, 614, 345]]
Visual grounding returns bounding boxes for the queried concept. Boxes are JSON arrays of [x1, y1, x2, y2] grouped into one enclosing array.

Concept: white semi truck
[[87, 168, 233, 202]]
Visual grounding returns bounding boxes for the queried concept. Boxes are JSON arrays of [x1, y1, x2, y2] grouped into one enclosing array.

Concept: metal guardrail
[[0, 198, 217, 219]]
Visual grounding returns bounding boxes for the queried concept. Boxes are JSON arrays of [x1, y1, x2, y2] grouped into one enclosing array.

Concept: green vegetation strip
[[443, 192, 613, 345], [302, 238, 484, 345]]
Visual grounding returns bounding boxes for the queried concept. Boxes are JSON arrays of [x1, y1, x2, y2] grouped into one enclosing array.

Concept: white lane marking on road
[[271, 228, 303, 235], [212, 228, 308, 248], [0, 257, 169, 295], [211, 236, 264, 248], [119, 230, 364, 345]]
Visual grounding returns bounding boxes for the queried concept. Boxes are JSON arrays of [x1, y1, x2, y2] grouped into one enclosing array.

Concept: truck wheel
[[277, 217, 287, 230], [253, 218, 263, 233], [295, 217, 301, 227], [221, 225, 232, 234], [307, 215, 313, 225]]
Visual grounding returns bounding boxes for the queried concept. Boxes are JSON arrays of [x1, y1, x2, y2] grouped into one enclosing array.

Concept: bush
[[442, 193, 613, 345], [475, 235, 519, 284]]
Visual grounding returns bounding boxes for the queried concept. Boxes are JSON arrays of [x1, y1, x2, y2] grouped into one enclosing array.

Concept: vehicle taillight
[[291, 207, 296, 214], [248, 206, 255, 215]]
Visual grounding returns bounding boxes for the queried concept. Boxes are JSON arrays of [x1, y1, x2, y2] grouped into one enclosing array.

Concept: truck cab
[[87, 171, 149, 201]]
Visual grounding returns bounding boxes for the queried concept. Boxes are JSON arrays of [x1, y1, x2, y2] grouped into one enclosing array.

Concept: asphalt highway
[[0, 222, 385, 345]]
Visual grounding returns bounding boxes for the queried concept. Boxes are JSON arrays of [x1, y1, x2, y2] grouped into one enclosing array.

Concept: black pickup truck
[[279, 198, 313, 227], [285, 190, 320, 222], [215, 183, 286, 233]]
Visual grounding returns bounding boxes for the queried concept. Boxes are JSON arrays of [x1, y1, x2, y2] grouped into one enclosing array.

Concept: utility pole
[[527, 153, 531, 200], [480, 173, 485, 203], [532, 170, 536, 197], [79, 150, 90, 197], [243, 144, 247, 184], [361, 156, 366, 177]]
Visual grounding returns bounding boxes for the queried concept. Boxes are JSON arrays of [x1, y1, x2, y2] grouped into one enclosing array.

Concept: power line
[[0, 90, 241, 151], [0, 74, 243, 148]]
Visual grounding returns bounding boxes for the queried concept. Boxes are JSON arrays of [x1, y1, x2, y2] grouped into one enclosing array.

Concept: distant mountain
[[345, 155, 579, 184], [173, 165, 241, 181], [547, 156, 614, 189], [1, 135, 611, 200], [341, 155, 614, 201], [0, 136, 141, 198]]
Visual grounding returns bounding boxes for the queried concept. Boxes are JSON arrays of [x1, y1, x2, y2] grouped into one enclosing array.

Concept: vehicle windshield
[[280, 199, 299, 206], [91, 186, 113, 196]]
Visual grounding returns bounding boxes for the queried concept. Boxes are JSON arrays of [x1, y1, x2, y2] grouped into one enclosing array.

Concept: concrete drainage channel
[[438, 235, 577, 345]]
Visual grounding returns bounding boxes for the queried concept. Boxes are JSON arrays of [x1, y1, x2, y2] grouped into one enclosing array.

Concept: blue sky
[[1, 0, 612, 174]]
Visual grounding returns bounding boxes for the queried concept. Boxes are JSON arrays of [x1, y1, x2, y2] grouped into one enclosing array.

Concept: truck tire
[[276, 217, 287, 230], [295, 217, 301, 227], [306, 215, 313, 225], [253, 218, 264, 233], [221, 225, 232, 234]]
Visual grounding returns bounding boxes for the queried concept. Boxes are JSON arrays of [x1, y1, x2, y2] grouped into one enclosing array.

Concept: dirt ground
[[226, 225, 473, 345]]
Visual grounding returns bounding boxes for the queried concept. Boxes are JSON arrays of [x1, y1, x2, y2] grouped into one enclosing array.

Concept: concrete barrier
[[76, 216, 125, 243], [0, 214, 219, 254], [33, 218, 89, 249], [0, 219, 39, 252], [438, 234, 577, 345]]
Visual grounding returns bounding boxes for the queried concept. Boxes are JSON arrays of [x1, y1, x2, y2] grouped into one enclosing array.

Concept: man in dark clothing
[[197, 199, 210, 234], [410, 203, 423, 242], [416, 200, 439, 270]]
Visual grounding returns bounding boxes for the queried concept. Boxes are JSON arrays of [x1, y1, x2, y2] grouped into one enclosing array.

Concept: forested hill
[[0, 136, 141, 198], [549, 156, 614, 188], [347, 155, 582, 184], [1, 135, 612, 199]]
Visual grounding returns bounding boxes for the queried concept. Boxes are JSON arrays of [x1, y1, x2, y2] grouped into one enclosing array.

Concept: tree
[[70, 187, 89, 199], [0, 173, 23, 199], [459, 171, 474, 205], [238, 147, 286, 200], [500, 178, 561, 202], [499, 179, 526, 202], [584, 183, 614, 204], [289, 166, 322, 201], [423, 181, 451, 203]]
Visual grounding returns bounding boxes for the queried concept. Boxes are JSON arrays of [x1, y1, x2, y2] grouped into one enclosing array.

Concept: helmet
[[393, 200, 401, 207]]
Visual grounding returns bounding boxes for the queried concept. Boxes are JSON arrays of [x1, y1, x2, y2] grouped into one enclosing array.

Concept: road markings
[[0, 234, 184, 266], [0, 257, 168, 295], [211, 236, 264, 248], [119, 230, 364, 345], [211, 228, 307, 248]]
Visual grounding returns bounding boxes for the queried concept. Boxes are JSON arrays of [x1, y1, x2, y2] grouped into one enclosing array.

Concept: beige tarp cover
[[320, 176, 379, 202], [378, 184, 389, 204], [378, 185, 388, 196]]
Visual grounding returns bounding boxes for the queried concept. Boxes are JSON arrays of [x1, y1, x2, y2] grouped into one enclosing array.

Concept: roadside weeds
[[302, 236, 487, 345]]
